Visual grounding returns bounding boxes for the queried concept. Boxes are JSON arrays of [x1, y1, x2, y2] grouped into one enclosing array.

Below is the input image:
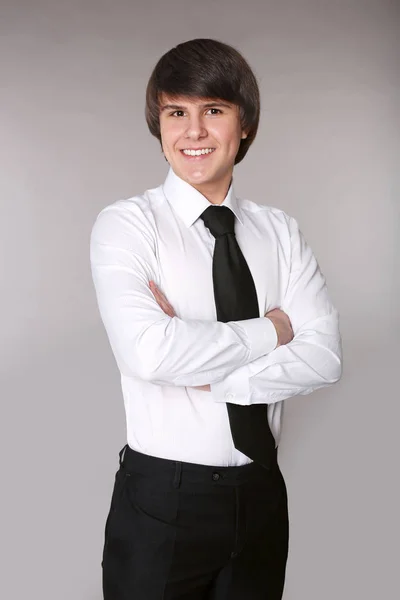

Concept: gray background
[[1, 0, 399, 598]]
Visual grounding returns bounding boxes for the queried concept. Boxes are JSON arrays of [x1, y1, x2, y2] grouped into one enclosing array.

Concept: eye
[[168, 107, 223, 117]]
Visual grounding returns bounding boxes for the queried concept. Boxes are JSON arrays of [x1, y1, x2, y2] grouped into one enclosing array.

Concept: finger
[[150, 285, 164, 301], [150, 282, 165, 300], [149, 282, 175, 315], [154, 291, 169, 308], [155, 287, 168, 302], [157, 291, 171, 308], [155, 294, 171, 312]]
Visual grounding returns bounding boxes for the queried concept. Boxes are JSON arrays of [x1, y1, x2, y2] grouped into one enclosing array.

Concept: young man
[[90, 38, 342, 600]]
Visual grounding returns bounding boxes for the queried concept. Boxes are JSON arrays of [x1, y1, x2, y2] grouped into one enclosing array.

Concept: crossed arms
[[150, 281, 295, 393], [90, 202, 342, 407]]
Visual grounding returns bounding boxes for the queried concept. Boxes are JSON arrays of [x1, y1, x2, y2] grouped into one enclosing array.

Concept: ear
[[241, 130, 249, 140]]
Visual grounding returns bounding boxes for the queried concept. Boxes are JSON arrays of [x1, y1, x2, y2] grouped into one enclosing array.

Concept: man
[[90, 38, 342, 600]]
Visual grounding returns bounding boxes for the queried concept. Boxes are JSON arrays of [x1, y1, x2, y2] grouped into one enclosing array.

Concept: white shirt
[[90, 167, 342, 466]]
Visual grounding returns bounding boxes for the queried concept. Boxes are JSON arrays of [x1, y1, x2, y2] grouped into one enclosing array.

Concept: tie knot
[[200, 206, 235, 238]]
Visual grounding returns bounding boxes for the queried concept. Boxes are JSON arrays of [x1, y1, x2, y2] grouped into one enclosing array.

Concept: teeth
[[182, 148, 215, 156]]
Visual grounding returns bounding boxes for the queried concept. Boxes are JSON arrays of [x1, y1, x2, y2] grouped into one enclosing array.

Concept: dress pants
[[102, 445, 289, 600]]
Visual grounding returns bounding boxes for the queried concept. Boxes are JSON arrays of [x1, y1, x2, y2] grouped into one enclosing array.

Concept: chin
[[176, 166, 210, 182], [187, 174, 216, 188]]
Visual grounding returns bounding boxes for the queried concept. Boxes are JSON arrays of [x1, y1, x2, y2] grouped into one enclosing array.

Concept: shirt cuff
[[232, 317, 277, 361], [211, 319, 277, 406], [210, 363, 251, 405]]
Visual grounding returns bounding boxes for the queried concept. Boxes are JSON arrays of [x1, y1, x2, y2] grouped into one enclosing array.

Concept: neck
[[191, 175, 233, 205]]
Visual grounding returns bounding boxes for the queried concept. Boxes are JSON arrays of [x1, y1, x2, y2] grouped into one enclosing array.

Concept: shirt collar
[[162, 167, 244, 228]]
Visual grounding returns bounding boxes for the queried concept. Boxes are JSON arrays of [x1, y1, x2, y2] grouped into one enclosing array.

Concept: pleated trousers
[[102, 444, 289, 599]]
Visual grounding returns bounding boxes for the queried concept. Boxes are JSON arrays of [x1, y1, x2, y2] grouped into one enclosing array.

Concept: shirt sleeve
[[90, 201, 277, 387], [210, 215, 342, 405]]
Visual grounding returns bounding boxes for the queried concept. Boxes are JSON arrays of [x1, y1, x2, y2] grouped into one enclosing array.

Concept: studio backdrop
[[0, 1, 398, 599]]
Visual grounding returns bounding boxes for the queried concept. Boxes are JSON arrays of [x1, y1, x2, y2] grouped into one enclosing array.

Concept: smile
[[181, 148, 216, 156]]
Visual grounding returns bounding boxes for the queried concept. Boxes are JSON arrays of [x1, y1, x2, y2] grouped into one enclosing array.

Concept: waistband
[[118, 444, 279, 488]]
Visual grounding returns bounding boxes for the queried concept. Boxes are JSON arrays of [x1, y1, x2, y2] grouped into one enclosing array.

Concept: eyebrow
[[160, 102, 233, 112]]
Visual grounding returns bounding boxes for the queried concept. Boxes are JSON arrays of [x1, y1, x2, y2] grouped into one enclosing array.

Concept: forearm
[[210, 309, 342, 404], [98, 304, 276, 386]]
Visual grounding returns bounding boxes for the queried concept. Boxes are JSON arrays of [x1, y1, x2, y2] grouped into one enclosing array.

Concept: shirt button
[[212, 472, 220, 481], [225, 393, 235, 401]]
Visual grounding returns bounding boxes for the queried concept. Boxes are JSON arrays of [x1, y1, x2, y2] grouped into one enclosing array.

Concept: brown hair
[[145, 39, 260, 165]]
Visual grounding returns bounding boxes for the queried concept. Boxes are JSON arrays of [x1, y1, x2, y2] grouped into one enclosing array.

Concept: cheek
[[213, 123, 242, 151], [161, 130, 181, 152]]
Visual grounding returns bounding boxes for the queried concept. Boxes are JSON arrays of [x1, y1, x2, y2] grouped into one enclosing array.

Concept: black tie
[[200, 205, 276, 469]]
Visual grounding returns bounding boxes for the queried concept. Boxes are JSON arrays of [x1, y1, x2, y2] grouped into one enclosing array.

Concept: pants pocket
[[125, 474, 179, 527]]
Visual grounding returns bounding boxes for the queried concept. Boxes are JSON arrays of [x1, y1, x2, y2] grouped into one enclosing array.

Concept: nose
[[185, 114, 207, 140]]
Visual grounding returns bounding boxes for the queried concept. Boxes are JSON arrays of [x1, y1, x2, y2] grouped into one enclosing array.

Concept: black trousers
[[102, 445, 289, 599]]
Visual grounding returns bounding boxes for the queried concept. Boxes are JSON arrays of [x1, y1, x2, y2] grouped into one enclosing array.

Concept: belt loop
[[173, 462, 182, 489], [119, 444, 128, 467]]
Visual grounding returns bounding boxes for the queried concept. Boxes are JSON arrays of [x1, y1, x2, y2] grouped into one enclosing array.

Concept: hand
[[149, 281, 210, 391], [149, 281, 176, 318], [265, 308, 294, 347]]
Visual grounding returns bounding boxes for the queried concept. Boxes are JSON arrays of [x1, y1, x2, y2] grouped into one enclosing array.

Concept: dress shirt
[[90, 167, 342, 467]]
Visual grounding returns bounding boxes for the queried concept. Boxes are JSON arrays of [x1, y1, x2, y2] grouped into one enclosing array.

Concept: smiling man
[[158, 96, 246, 203], [90, 38, 342, 600]]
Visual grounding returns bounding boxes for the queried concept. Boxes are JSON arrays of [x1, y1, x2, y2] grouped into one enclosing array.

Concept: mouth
[[180, 148, 216, 160]]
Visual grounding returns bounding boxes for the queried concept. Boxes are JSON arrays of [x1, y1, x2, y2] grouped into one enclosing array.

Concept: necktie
[[200, 205, 276, 469]]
